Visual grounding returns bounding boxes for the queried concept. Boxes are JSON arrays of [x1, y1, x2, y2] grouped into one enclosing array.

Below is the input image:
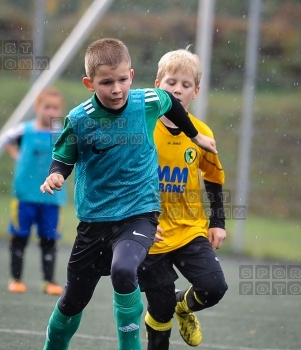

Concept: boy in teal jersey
[[2, 87, 66, 296], [40, 38, 218, 350]]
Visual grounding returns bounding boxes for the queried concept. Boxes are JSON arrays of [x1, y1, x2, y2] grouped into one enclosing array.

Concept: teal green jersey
[[14, 121, 67, 206], [53, 88, 172, 222]]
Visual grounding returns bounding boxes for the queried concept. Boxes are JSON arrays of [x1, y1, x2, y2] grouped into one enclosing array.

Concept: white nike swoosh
[[133, 230, 148, 238]]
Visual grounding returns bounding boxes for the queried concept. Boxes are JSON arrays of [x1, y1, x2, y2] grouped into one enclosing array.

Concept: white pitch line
[[200, 310, 288, 322], [0, 328, 297, 350], [0, 300, 55, 308], [0, 300, 110, 310], [0, 299, 296, 323]]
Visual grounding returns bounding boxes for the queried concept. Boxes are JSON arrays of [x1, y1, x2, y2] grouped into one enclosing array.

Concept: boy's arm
[[204, 180, 225, 229], [51, 117, 78, 165], [49, 160, 74, 179], [164, 92, 198, 137], [161, 91, 217, 154], [1, 123, 25, 159], [204, 180, 226, 249], [6, 143, 20, 160], [200, 151, 224, 185]]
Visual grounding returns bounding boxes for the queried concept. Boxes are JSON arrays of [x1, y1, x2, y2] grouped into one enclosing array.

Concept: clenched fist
[[40, 173, 65, 195]]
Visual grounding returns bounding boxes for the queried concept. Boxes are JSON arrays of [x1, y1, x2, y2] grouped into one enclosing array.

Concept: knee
[[58, 292, 87, 316], [59, 268, 100, 316], [111, 263, 136, 293], [59, 282, 93, 316], [40, 238, 56, 249], [194, 272, 228, 308], [111, 262, 133, 278], [10, 235, 28, 251]]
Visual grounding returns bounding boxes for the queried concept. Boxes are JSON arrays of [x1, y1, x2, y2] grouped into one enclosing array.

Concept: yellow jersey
[[149, 112, 225, 254]]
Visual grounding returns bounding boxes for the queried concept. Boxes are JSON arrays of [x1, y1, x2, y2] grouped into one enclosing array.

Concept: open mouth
[[111, 98, 122, 103]]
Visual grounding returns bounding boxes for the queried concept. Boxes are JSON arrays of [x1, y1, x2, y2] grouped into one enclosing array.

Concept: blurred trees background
[[0, 0, 300, 224], [1, 0, 301, 88]]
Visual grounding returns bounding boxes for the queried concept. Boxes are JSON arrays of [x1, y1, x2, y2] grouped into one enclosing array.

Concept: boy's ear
[[154, 79, 160, 88], [192, 86, 200, 99], [129, 69, 134, 85], [82, 77, 95, 92]]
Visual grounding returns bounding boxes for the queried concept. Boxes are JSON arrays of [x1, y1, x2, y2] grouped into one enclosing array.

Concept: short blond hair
[[34, 87, 63, 107], [85, 38, 131, 80], [157, 47, 202, 87]]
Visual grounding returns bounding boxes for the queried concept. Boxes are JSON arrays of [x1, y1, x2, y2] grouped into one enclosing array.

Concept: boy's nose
[[173, 85, 182, 94], [173, 88, 181, 95], [112, 86, 121, 94]]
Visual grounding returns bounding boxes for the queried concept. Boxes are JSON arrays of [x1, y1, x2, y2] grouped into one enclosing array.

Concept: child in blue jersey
[[40, 38, 218, 350], [3, 87, 67, 295]]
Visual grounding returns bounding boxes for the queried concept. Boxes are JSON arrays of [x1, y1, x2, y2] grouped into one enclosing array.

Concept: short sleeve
[[52, 117, 78, 165]]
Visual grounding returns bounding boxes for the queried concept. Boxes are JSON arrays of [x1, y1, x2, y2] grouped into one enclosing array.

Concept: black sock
[[40, 238, 56, 282], [10, 236, 28, 280], [146, 323, 171, 350], [176, 287, 204, 312]]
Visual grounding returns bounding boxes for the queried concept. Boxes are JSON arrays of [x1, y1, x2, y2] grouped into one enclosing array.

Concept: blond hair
[[85, 38, 131, 80], [35, 87, 63, 107], [156, 47, 202, 87]]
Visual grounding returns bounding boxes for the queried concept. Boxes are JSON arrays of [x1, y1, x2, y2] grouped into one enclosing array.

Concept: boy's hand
[[40, 173, 65, 195], [191, 133, 218, 154], [154, 225, 164, 243], [208, 228, 226, 250]]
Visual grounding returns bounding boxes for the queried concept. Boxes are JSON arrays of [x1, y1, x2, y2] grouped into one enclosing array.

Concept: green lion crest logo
[[184, 147, 197, 164]]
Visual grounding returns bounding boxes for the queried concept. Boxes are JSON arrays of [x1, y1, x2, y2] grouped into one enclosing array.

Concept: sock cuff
[[54, 300, 82, 325], [113, 286, 141, 307], [193, 291, 204, 305], [145, 311, 172, 331]]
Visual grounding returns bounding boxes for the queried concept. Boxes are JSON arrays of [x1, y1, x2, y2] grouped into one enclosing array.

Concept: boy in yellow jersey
[[138, 49, 228, 349]]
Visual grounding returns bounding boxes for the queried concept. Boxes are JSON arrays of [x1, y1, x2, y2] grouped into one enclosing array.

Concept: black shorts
[[67, 211, 159, 276], [138, 236, 223, 291]]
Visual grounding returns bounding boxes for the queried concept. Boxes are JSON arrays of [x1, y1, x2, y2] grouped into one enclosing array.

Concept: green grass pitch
[[0, 240, 300, 349]]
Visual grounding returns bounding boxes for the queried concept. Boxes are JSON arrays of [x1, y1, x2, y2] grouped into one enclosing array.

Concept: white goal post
[[0, 0, 113, 153]]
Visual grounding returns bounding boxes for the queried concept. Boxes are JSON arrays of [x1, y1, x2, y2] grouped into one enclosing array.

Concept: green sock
[[113, 287, 144, 350], [43, 301, 82, 350]]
